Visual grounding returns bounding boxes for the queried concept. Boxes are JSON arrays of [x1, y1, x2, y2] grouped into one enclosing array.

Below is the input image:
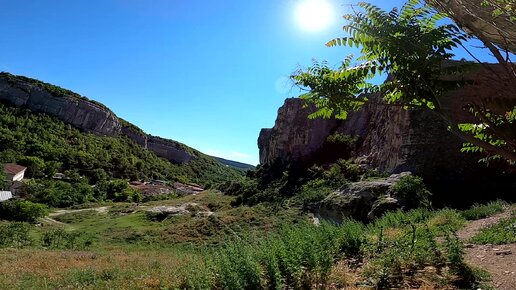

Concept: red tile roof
[[3, 163, 27, 175]]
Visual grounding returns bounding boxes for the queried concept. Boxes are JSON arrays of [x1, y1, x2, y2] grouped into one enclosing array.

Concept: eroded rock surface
[[317, 172, 410, 222], [258, 64, 516, 204], [0, 73, 195, 164]]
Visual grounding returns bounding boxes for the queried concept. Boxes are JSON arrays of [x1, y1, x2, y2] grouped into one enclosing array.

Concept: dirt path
[[40, 216, 66, 226], [48, 206, 110, 217], [458, 209, 515, 290]]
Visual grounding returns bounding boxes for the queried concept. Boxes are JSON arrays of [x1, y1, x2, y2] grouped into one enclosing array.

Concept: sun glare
[[295, 0, 336, 32]]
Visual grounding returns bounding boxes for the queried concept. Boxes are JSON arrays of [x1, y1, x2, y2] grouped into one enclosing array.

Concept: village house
[[0, 191, 13, 202], [2, 163, 27, 198], [4, 163, 27, 182]]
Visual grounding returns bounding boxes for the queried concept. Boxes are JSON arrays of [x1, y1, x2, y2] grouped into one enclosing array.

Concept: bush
[[0, 200, 48, 222], [0, 222, 33, 248], [24, 180, 95, 208], [391, 175, 432, 209], [42, 228, 93, 250]]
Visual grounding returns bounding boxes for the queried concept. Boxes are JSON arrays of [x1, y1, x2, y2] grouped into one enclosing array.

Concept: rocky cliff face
[[0, 73, 195, 164], [0, 74, 121, 135], [258, 64, 516, 200], [430, 0, 515, 52]]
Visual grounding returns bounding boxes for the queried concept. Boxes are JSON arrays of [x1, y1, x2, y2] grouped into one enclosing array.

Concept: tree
[[292, 0, 516, 163], [0, 169, 7, 191]]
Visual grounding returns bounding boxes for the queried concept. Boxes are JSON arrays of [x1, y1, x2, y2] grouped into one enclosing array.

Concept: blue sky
[[0, 0, 494, 165]]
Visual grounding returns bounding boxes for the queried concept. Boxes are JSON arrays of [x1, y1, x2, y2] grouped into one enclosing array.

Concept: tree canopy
[[292, 0, 516, 163]]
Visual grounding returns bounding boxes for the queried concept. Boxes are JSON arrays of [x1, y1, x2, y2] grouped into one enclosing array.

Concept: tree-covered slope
[[0, 102, 242, 186]]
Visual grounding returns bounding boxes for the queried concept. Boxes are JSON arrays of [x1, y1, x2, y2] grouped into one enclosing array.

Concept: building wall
[[0, 191, 12, 202]]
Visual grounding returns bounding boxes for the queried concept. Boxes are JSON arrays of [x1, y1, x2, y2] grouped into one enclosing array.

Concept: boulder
[[317, 172, 409, 222]]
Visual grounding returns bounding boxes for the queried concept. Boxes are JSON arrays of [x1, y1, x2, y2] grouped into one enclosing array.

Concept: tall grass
[[460, 200, 506, 220]]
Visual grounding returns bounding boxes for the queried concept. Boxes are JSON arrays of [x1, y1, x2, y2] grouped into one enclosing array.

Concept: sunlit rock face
[[0, 73, 195, 164], [429, 0, 516, 52], [0, 74, 121, 136], [258, 64, 516, 203]]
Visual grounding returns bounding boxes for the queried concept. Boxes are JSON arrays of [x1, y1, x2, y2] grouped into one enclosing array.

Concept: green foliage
[[0, 222, 33, 248], [391, 175, 432, 208], [24, 180, 95, 208], [470, 217, 516, 245], [482, 0, 515, 21], [213, 243, 262, 290], [42, 228, 93, 250], [372, 208, 432, 229], [0, 169, 6, 191], [18, 156, 46, 178], [460, 200, 506, 220], [427, 209, 466, 232], [292, 0, 516, 163], [0, 200, 48, 222], [205, 221, 366, 289], [176, 207, 481, 289], [225, 158, 365, 207], [0, 101, 241, 205], [292, 0, 466, 119], [100, 179, 141, 202]]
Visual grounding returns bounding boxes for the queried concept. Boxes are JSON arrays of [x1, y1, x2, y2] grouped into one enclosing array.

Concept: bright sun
[[295, 0, 336, 32]]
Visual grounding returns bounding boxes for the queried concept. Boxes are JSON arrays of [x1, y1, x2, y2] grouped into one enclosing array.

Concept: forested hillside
[[0, 101, 242, 187]]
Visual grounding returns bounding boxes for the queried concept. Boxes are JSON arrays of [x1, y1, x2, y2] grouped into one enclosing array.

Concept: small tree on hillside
[[292, 0, 516, 163]]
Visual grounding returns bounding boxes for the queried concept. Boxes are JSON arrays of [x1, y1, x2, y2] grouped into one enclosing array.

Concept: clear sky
[[0, 0, 494, 165]]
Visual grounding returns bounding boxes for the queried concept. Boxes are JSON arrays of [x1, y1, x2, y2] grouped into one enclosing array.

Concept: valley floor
[[0, 192, 514, 289]]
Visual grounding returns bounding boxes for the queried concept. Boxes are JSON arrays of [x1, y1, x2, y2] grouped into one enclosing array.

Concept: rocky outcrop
[[0, 73, 121, 135], [429, 0, 516, 52], [0, 73, 195, 164], [317, 172, 411, 222], [258, 64, 516, 203]]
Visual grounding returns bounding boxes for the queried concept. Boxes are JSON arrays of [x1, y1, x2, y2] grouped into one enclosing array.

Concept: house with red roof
[[3, 163, 27, 182]]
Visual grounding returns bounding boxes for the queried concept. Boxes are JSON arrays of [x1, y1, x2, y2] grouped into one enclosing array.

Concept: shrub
[[213, 243, 262, 290], [391, 175, 432, 209], [42, 228, 93, 250], [0, 222, 33, 248], [0, 200, 48, 222]]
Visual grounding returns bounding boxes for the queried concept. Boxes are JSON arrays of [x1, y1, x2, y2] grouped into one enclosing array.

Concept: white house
[[0, 191, 12, 202], [3, 163, 27, 182]]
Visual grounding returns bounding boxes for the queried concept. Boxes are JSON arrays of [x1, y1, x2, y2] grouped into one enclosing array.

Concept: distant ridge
[[213, 157, 255, 171]]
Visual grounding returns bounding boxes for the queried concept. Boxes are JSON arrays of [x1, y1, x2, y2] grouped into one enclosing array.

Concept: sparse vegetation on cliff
[[0, 72, 110, 111]]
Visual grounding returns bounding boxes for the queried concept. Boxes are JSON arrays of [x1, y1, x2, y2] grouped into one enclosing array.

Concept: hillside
[[0, 72, 248, 170], [0, 74, 243, 187], [213, 156, 255, 171]]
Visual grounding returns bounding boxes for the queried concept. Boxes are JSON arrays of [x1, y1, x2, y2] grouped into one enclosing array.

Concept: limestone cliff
[[0, 72, 195, 164], [258, 64, 516, 197], [0, 73, 121, 135]]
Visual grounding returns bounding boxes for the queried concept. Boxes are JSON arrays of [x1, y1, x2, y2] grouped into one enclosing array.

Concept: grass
[[0, 193, 508, 289], [460, 200, 506, 220], [470, 216, 516, 245]]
